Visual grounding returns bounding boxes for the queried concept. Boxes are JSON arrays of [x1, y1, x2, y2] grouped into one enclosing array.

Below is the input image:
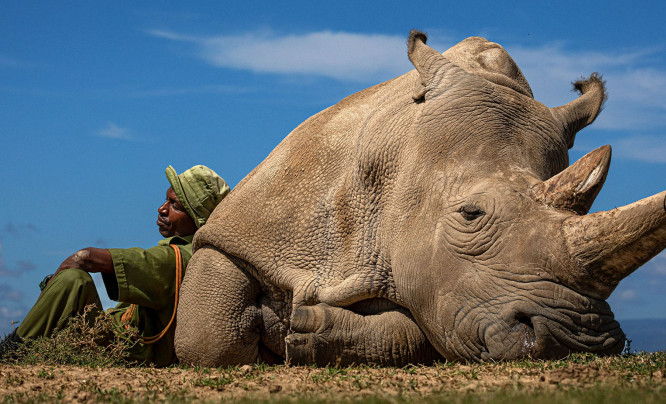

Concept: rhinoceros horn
[[532, 144, 666, 300], [550, 74, 607, 149], [407, 30, 469, 100], [531, 145, 612, 215], [563, 189, 666, 300]]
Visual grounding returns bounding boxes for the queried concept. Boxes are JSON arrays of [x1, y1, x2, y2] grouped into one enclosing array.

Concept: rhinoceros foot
[[286, 303, 442, 367]]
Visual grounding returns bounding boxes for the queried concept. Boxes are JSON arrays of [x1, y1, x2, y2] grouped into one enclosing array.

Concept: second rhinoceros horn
[[531, 145, 612, 215]]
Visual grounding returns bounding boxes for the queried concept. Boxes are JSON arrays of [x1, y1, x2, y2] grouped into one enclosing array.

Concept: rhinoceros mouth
[[477, 317, 538, 361], [443, 280, 626, 362], [528, 312, 625, 358], [477, 301, 625, 361]]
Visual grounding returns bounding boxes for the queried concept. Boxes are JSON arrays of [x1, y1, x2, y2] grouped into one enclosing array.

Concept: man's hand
[[51, 248, 114, 284]]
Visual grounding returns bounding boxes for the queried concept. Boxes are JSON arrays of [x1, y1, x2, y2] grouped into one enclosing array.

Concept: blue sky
[[1, 1, 665, 343]]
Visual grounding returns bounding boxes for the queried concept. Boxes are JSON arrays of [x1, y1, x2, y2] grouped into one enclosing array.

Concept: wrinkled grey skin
[[174, 31, 666, 366]]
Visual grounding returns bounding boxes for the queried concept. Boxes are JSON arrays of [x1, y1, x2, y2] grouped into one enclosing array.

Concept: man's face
[[157, 187, 197, 238]]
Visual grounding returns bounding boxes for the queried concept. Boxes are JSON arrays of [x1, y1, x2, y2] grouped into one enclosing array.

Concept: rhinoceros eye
[[459, 205, 485, 221]]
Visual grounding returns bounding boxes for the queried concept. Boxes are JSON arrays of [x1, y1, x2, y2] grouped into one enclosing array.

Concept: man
[[0, 165, 229, 366]]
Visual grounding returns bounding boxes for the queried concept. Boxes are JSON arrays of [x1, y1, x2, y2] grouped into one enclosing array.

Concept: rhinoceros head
[[388, 31, 665, 361]]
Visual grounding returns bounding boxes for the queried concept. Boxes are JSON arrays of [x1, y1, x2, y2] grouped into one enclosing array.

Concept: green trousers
[[16, 268, 103, 339], [16, 268, 173, 366]]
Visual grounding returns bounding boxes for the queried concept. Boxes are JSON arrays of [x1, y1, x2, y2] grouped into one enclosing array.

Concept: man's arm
[[55, 248, 114, 275]]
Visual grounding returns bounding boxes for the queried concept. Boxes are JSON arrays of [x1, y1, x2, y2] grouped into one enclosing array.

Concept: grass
[[2, 315, 666, 402], [1, 305, 138, 367], [424, 386, 666, 404], [2, 354, 666, 403]]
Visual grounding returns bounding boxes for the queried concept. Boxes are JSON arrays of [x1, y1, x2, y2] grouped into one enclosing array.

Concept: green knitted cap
[[165, 165, 230, 228]]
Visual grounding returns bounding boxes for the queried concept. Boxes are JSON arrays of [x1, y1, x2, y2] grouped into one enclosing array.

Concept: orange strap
[[121, 244, 183, 345]]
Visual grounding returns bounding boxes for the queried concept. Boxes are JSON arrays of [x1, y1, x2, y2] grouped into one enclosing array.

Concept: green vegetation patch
[[1, 306, 137, 368]]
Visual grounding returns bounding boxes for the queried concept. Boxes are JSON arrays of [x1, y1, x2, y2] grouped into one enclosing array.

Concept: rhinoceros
[[174, 30, 666, 366]]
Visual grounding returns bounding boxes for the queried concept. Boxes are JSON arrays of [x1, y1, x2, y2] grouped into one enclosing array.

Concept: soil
[[2, 358, 665, 402]]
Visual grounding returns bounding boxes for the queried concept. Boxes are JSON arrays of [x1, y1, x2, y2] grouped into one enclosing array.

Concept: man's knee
[[17, 268, 101, 339], [47, 268, 96, 294]]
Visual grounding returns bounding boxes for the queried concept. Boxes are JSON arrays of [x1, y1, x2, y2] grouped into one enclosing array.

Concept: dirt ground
[[2, 357, 666, 402]]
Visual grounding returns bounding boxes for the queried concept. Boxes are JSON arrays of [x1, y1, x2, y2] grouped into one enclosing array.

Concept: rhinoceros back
[[194, 72, 420, 289]]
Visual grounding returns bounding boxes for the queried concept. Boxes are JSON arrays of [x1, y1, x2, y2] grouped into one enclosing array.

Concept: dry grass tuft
[[1, 305, 138, 368]]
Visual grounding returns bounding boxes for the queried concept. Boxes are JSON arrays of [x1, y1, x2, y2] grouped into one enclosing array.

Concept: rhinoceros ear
[[550, 74, 607, 149], [407, 29, 466, 101], [531, 145, 611, 215]]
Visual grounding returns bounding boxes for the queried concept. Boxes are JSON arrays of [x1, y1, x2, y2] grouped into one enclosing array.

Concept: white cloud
[[0, 243, 36, 277], [647, 252, 666, 276], [0, 306, 24, 317], [0, 307, 25, 320], [148, 29, 414, 82], [0, 303, 27, 335], [612, 135, 666, 164], [617, 289, 638, 301], [148, 28, 666, 160], [95, 122, 132, 139], [2, 222, 38, 237], [0, 54, 30, 68], [127, 84, 255, 98], [508, 44, 666, 132], [609, 251, 666, 318], [0, 284, 23, 301]]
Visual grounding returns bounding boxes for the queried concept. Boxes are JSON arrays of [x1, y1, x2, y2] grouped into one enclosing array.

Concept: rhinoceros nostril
[[517, 315, 534, 330], [513, 315, 537, 356], [510, 314, 534, 332]]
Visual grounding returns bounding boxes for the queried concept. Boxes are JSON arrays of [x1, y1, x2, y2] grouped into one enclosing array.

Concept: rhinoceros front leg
[[175, 246, 264, 367], [285, 303, 442, 366]]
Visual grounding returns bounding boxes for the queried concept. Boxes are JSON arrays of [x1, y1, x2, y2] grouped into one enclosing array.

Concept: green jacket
[[102, 235, 193, 366]]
